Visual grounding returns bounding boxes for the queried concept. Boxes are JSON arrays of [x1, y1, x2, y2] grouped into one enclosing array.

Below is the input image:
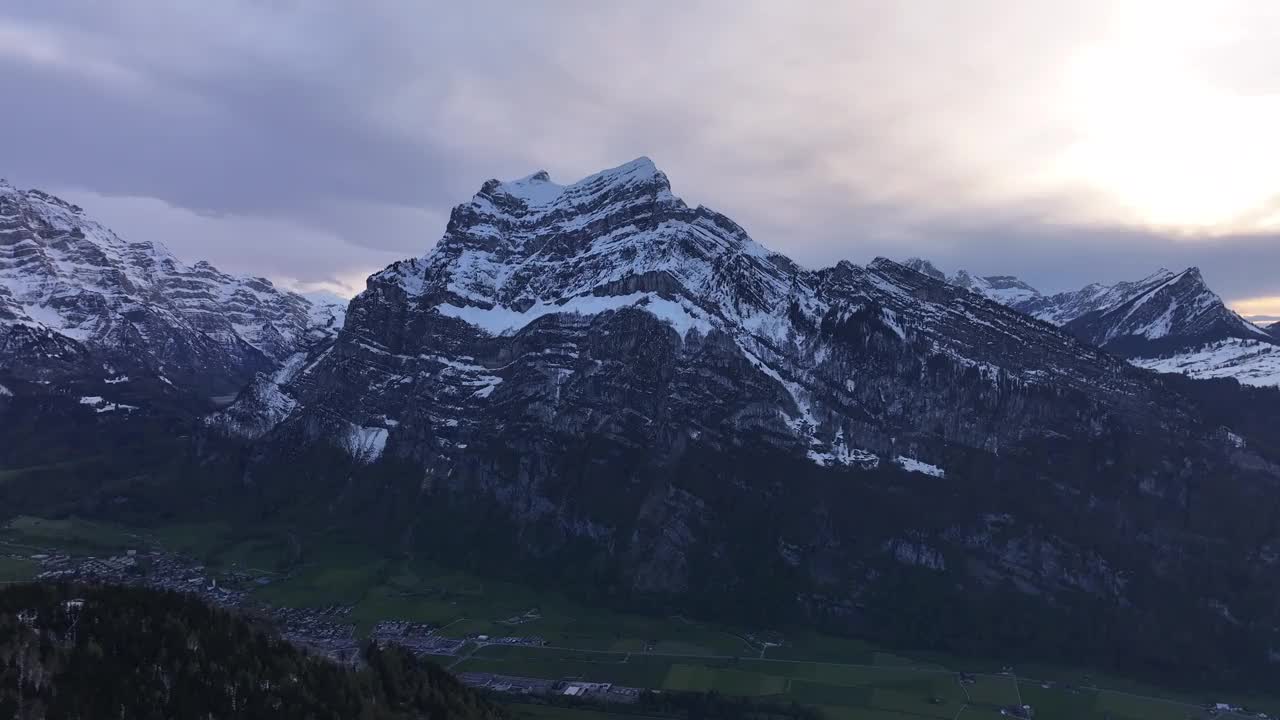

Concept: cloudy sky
[[2, 2, 1278, 317]]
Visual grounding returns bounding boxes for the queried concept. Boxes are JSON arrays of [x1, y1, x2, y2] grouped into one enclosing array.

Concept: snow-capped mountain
[[236, 158, 1164, 467], [211, 159, 1280, 641], [1022, 269, 1280, 387], [1039, 268, 1269, 355], [0, 179, 343, 401], [912, 258, 1280, 386]]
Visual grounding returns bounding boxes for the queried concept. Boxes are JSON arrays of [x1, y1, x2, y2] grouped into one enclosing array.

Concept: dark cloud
[[0, 2, 1276, 306]]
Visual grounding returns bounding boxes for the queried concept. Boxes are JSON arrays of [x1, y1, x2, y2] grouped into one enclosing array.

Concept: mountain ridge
[[0, 180, 345, 405]]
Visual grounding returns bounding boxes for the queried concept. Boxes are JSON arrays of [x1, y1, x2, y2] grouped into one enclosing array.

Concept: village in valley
[[6, 536, 651, 705]]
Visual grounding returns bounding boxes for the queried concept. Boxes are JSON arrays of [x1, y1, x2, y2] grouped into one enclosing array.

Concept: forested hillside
[[0, 582, 506, 720]]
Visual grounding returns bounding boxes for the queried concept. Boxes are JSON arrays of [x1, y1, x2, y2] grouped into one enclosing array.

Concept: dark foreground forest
[[0, 582, 506, 720]]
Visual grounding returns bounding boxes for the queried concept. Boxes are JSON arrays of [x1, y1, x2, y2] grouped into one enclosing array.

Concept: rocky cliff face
[[220, 160, 1279, 674], [0, 180, 344, 405]]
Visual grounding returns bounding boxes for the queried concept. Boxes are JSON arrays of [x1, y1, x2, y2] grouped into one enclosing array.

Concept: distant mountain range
[[0, 179, 343, 408], [1, 163, 1278, 689], [903, 258, 1280, 387]]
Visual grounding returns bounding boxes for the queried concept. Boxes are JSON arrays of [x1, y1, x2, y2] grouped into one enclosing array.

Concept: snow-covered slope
[[302, 290, 349, 334], [1132, 338, 1280, 387], [0, 179, 341, 399]]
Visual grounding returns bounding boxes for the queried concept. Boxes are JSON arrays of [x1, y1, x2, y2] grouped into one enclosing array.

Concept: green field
[[456, 645, 672, 688], [1, 514, 1273, 720], [507, 704, 666, 720], [458, 646, 1103, 720], [964, 674, 1020, 707], [0, 515, 142, 554], [255, 540, 389, 608], [662, 664, 787, 696], [0, 556, 36, 582], [0, 457, 107, 485]]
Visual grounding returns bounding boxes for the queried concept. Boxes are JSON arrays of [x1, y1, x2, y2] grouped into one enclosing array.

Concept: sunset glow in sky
[[0, 1, 1276, 316]]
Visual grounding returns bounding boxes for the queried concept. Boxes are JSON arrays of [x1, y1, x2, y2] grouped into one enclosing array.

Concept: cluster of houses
[[457, 673, 642, 704], [371, 620, 466, 656], [33, 549, 250, 609], [33, 551, 136, 579], [1210, 702, 1270, 718], [469, 633, 547, 647], [270, 605, 362, 663], [16, 544, 549, 666]]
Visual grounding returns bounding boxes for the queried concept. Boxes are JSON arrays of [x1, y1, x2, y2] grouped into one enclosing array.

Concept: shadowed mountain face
[[197, 159, 1280, 685], [0, 180, 344, 406]]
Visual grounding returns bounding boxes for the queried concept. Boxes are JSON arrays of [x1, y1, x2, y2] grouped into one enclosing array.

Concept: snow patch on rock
[[78, 395, 137, 413], [438, 292, 713, 338], [344, 424, 389, 463], [895, 456, 946, 477]]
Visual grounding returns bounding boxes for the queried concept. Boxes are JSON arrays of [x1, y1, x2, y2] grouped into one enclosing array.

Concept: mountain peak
[[1008, 264, 1275, 358], [481, 156, 672, 213], [901, 257, 946, 280], [566, 156, 668, 194], [1158, 267, 1214, 298]]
